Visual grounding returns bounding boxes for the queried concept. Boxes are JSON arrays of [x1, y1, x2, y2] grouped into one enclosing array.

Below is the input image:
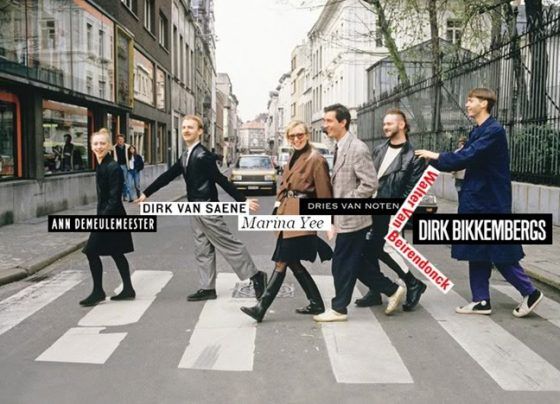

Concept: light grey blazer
[[331, 132, 378, 233]]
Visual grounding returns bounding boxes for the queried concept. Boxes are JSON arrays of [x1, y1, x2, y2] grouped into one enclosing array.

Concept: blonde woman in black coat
[[80, 129, 135, 306]]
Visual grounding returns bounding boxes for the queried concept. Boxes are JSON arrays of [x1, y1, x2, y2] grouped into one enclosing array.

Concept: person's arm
[[417, 126, 502, 172], [314, 158, 333, 198], [402, 154, 427, 198], [349, 142, 378, 198], [100, 164, 124, 215], [142, 159, 183, 198], [205, 153, 246, 202]]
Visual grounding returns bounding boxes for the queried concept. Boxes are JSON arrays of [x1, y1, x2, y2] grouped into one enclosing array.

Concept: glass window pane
[[0, 96, 18, 179], [116, 28, 133, 106], [0, 2, 27, 72], [71, 1, 115, 102], [134, 48, 154, 106], [156, 68, 165, 110], [42, 100, 89, 174], [26, 1, 72, 88]]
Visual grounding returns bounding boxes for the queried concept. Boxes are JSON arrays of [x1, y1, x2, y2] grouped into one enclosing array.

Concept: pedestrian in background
[[80, 128, 136, 307], [113, 134, 131, 202], [126, 145, 144, 202], [241, 120, 333, 323], [416, 87, 543, 317]]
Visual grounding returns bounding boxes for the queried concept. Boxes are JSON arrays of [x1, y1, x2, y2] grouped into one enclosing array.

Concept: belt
[[286, 190, 310, 198]]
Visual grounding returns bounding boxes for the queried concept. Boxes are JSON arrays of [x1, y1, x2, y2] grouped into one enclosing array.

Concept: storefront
[[0, 91, 21, 180]]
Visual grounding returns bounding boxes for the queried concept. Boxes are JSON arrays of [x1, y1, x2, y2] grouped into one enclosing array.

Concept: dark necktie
[[333, 144, 338, 167]]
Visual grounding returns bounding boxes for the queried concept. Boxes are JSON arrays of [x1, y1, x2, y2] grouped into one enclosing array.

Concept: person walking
[[136, 115, 267, 301], [416, 88, 543, 317], [241, 121, 333, 322], [126, 145, 144, 202], [80, 128, 136, 306]]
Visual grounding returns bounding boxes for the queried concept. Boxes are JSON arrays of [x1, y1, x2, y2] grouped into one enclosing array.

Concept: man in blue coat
[[415, 88, 543, 318]]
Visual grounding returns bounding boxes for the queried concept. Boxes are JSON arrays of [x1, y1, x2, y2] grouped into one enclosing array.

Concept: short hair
[[285, 120, 309, 140], [324, 103, 351, 130], [384, 108, 410, 135], [92, 128, 111, 144], [468, 88, 497, 113], [183, 115, 204, 130], [64, 134, 72, 141]]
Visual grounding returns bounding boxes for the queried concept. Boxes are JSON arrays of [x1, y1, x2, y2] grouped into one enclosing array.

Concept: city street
[[1, 189, 559, 404]]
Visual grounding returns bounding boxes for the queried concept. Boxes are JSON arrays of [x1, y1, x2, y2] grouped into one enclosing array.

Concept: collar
[[336, 131, 351, 150], [475, 115, 494, 129], [187, 141, 200, 153]]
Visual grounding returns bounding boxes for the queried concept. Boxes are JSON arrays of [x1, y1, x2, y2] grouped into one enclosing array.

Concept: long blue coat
[[431, 116, 524, 263]]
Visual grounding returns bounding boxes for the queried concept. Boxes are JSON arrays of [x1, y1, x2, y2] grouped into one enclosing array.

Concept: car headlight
[[422, 195, 437, 204], [264, 175, 275, 181], [231, 175, 242, 181]]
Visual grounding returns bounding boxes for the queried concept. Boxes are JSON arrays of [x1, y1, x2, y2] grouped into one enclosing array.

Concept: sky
[[214, 0, 322, 122]]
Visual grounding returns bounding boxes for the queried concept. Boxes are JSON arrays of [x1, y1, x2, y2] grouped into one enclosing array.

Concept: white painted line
[[36, 270, 172, 364], [492, 284, 560, 328], [36, 327, 126, 364], [79, 270, 172, 327], [422, 286, 560, 391], [314, 276, 413, 384], [0, 270, 85, 337], [178, 273, 256, 371]]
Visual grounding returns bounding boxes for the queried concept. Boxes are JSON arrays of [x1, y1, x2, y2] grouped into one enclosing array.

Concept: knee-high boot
[[291, 265, 325, 315], [240, 270, 286, 322]]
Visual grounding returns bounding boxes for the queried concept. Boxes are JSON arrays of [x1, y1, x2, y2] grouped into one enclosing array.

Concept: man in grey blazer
[[313, 104, 405, 322]]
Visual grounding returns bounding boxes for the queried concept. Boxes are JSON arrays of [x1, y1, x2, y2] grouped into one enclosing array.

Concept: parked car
[[406, 190, 438, 228], [230, 154, 277, 195]]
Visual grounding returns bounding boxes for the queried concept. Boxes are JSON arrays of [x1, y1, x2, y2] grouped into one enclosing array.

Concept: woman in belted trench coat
[[80, 128, 136, 306], [241, 120, 333, 322]]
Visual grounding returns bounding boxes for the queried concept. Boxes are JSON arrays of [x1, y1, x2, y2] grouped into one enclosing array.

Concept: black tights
[[274, 260, 309, 274], [86, 253, 133, 292]]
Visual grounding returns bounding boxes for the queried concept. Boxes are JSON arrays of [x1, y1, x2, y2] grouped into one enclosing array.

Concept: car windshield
[[237, 156, 273, 169]]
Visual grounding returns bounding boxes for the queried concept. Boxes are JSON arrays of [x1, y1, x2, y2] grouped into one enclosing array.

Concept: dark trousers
[[331, 227, 398, 314], [469, 261, 536, 301]]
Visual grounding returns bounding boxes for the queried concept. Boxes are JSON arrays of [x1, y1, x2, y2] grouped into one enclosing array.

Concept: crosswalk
[[1, 269, 560, 391]]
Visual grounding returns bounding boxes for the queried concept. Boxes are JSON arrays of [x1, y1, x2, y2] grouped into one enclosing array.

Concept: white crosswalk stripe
[[178, 273, 256, 371], [0, 270, 85, 337], [2, 269, 560, 391], [492, 284, 560, 329], [36, 270, 172, 364], [421, 285, 560, 391], [314, 275, 413, 384]]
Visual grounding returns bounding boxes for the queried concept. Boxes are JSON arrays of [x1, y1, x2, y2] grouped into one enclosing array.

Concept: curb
[[524, 265, 560, 291], [0, 192, 187, 287]]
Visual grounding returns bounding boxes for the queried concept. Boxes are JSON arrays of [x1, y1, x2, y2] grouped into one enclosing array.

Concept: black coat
[[372, 140, 426, 198], [144, 143, 246, 202], [82, 154, 134, 256]]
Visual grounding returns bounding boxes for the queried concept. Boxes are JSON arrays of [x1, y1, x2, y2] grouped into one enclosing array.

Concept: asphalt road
[[1, 189, 560, 404]]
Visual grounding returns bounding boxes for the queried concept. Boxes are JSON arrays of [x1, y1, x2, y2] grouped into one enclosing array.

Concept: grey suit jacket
[[331, 132, 378, 233]]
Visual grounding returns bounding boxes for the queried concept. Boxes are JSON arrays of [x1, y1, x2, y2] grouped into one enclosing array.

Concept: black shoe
[[402, 281, 427, 312], [291, 266, 325, 315], [354, 290, 382, 307], [187, 289, 217, 301], [251, 271, 268, 299], [241, 270, 286, 322], [79, 290, 106, 307], [111, 288, 136, 301]]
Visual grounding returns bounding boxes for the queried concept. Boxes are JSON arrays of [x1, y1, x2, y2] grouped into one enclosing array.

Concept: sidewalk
[[437, 198, 560, 290], [0, 179, 186, 286]]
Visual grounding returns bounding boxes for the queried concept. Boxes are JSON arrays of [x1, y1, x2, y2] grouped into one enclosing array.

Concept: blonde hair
[[183, 115, 204, 130], [285, 120, 310, 140], [92, 128, 112, 144]]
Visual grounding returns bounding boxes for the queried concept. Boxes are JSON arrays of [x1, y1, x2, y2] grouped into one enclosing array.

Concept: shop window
[[129, 118, 152, 164], [42, 100, 89, 174], [156, 124, 165, 163], [0, 93, 21, 179]]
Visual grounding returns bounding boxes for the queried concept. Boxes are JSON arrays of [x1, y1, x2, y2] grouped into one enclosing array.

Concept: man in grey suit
[[313, 104, 405, 322], [137, 115, 267, 301]]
